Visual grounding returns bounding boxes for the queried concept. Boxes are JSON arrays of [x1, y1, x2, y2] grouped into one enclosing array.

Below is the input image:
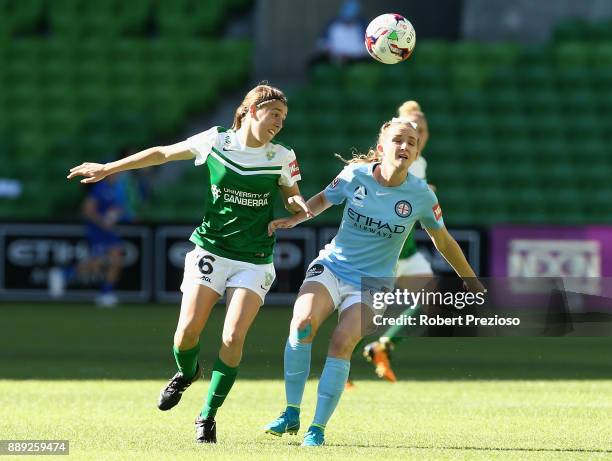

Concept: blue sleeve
[[88, 183, 104, 201], [323, 164, 354, 205], [418, 189, 445, 230]]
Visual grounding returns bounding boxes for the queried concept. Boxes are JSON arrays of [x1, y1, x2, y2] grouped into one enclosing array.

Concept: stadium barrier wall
[[0, 223, 482, 304]]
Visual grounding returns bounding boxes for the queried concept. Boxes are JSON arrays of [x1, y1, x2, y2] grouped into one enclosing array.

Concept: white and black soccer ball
[[365, 13, 416, 64]]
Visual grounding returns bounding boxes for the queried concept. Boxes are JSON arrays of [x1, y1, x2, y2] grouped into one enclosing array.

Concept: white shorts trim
[[180, 245, 275, 302], [300, 261, 364, 313], [396, 252, 433, 277]]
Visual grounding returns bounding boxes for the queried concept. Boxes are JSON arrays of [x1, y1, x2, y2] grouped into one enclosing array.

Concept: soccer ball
[[365, 13, 416, 64]]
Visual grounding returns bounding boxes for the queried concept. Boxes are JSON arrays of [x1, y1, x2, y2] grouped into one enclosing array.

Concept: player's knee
[[174, 324, 200, 346], [222, 331, 244, 350], [290, 317, 316, 344], [329, 330, 360, 357]]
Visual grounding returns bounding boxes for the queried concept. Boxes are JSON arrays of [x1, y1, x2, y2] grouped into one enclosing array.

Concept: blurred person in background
[[363, 100, 435, 381], [49, 158, 136, 308], [309, 0, 369, 67]]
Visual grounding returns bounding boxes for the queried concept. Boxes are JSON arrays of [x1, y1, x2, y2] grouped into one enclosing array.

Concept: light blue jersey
[[319, 162, 444, 287]]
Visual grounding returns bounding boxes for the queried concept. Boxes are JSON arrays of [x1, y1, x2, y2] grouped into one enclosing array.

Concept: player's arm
[[268, 191, 332, 236], [67, 141, 195, 183], [425, 226, 484, 292], [279, 183, 313, 216]]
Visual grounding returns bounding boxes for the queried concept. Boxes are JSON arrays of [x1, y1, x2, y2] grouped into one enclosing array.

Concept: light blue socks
[[312, 356, 351, 429], [284, 337, 312, 407]]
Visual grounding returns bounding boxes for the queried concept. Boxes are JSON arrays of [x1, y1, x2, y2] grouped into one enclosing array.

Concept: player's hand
[[287, 195, 314, 218], [268, 217, 298, 236], [67, 163, 109, 183]]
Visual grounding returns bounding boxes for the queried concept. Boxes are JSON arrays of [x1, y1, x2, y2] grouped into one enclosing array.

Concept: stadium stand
[[0, 0, 252, 221], [1, 10, 610, 225]]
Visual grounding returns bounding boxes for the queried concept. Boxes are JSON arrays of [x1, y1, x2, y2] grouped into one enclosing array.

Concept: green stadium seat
[[428, 114, 457, 140], [591, 43, 612, 67], [560, 89, 597, 112], [557, 68, 591, 91], [486, 67, 519, 90], [344, 90, 387, 114], [345, 63, 383, 89], [482, 42, 520, 66], [348, 111, 383, 137], [411, 65, 450, 90], [0, 0, 43, 38], [590, 68, 612, 93], [519, 65, 556, 88], [519, 47, 554, 67], [309, 88, 344, 113], [461, 138, 497, 162], [311, 65, 344, 87], [491, 114, 529, 140], [589, 20, 612, 41], [412, 41, 449, 67], [158, 0, 227, 37], [563, 113, 603, 140], [416, 88, 452, 112], [458, 114, 492, 139], [528, 114, 566, 142], [486, 89, 523, 115], [523, 90, 561, 115], [453, 62, 488, 92], [555, 42, 590, 68], [450, 42, 483, 66], [452, 92, 487, 116], [553, 19, 591, 42]]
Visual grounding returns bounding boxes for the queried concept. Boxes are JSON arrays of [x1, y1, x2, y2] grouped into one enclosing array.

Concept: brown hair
[[232, 82, 288, 130]]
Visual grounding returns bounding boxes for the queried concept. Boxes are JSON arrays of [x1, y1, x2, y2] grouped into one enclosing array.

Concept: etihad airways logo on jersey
[[347, 207, 406, 238]]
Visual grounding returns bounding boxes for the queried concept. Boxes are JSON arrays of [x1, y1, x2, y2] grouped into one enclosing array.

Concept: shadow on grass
[[1, 304, 611, 380]]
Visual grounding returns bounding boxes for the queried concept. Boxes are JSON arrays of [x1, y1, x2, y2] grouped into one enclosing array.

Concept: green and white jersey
[[185, 126, 301, 264]]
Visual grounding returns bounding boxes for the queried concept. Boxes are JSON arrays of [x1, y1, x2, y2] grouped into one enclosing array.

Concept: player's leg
[[95, 245, 123, 307], [265, 279, 335, 437], [365, 253, 434, 381], [158, 284, 219, 411], [158, 246, 225, 411], [196, 261, 273, 443], [303, 302, 365, 447], [48, 241, 105, 298], [196, 287, 261, 441]]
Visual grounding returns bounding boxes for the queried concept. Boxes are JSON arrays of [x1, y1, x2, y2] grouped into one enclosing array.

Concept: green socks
[[173, 343, 200, 380], [200, 357, 239, 419], [383, 306, 422, 345]]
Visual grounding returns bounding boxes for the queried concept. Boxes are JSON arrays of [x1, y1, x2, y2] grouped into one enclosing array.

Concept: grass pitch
[[1, 304, 610, 460]]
